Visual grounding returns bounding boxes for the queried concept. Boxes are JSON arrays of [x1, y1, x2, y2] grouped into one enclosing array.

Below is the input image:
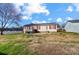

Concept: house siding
[[65, 22, 79, 33], [23, 23, 57, 33]]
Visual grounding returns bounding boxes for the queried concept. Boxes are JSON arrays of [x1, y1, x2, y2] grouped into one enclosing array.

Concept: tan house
[[23, 23, 58, 33]]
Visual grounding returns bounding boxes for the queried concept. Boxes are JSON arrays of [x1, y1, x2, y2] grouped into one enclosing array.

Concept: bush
[[57, 29, 66, 32]]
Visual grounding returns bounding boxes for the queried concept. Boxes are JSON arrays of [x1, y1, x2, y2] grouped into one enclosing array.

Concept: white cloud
[[73, 3, 79, 11], [0, 0, 60, 3], [66, 6, 73, 12], [48, 18, 52, 21], [22, 15, 32, 20], [32, 20, 47, 24], [25, 3, 49, 16], [14, 4, 22, 11], [42, 21, 47, 23], [0, 0, 78, 3], [14, 3, 24, 14], [14, 3, 50, 20], [56, 18, 63, 22], [22, 16, 29, 20], [67, 17, 73, 20]]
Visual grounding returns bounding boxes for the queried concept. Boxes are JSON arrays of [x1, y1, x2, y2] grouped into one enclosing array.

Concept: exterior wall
[[23, 24, 57, 33], [38, 25, 57, 32], [65, 22, 79, 33], [23, 27, 27, 33]]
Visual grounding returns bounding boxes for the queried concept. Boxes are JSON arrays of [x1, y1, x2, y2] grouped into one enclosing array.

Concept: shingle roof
[[68, 20, 79, 23], [24, 23, 57, 26]]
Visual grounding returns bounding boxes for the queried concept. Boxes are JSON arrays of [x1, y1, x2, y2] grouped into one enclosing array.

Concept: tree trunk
[[1, 28, 4, 35]]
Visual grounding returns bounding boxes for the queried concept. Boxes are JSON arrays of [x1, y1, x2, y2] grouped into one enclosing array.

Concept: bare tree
[[0, 3, 21, 35]]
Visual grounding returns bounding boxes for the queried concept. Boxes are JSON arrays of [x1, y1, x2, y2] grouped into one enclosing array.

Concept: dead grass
[[0, 32, 79, 54], [27, 32, 79, 55]]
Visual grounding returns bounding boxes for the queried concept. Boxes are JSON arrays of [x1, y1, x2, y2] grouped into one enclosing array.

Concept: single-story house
[[23, 23, 58, 33], [64, 20, 79, 33]]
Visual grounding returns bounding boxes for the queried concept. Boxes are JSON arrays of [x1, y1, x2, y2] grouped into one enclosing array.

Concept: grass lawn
[[0, 32, 79, 55]]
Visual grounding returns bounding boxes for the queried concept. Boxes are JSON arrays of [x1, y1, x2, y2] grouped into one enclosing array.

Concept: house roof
[[24, 23, 57, 27], [68, 20, 79, 23], [64, 20, 79, 28]]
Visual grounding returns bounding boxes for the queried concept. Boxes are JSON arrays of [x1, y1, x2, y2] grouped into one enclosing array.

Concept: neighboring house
[[23, 23, 58, 33], [64, 20, 79, 33]]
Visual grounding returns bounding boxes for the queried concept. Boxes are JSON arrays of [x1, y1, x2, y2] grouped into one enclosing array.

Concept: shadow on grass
[[0, 52, 7, 55]]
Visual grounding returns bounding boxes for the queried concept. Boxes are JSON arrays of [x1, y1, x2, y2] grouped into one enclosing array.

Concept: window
[[32, 26, 34, 29], [46, 26, 48, 30], [49, 25, 56, 29], [53, 25, 56, 29], [27, 27, 28, 30], [28, 26, 30, 30], [26, 27, 27, 30], [49, 25, 52, 29], [37, 25, 40, 30]]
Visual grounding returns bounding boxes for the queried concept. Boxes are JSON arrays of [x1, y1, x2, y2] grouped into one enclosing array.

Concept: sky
[[14, 3, 79, 26], [1, 3, 79, 27]]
